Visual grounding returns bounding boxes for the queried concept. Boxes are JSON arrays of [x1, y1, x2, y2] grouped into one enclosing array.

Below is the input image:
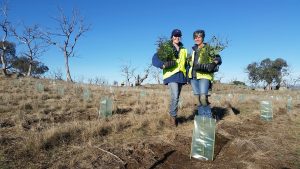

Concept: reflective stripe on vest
[[188, 45, 214, 80], [163, 48, 187, 79]]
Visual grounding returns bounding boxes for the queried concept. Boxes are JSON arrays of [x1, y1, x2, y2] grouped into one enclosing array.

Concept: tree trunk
[[135, 73, 149, 86], [266, 83, 271, 90], [126, 77, 130, 86], [135, 65, 151, 86], [27, 62, 32, 77], [157, 78, 161, 85], [135, 75, 141, 86], [64, 55, 73, 82], [0, 50, 7, 76]]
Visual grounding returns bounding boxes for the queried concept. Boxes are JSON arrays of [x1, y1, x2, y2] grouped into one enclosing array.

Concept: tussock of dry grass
[[1, 76, 300, 168]]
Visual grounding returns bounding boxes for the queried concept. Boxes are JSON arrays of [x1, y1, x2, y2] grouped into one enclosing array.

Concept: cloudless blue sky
[[6, 0, 300, 84]]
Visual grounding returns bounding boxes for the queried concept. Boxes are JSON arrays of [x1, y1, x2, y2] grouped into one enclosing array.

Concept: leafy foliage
[[156, 37, 176, 62], [246, 58, 288, 87], [232, 80, 246, 86], [246, 62, 261, 84], [11, 56, 49, 76], [206, 36, 228, 56]]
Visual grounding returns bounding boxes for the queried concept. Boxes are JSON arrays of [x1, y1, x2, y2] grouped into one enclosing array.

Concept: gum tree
[[47, 7, 90, 82], [134, 64, 152, 86], [11, 24, 47, 76], [246, 58, 288, 89], [120, 62, 136, 86], [0, 0, 10, 75]]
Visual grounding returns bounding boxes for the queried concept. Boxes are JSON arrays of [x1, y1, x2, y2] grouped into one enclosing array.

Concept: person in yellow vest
[[187, 30, 222, 118], [152, 29, 188, 127]]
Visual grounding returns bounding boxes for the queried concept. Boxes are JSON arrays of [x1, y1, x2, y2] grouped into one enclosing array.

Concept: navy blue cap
[[171, 29, 182, 37]]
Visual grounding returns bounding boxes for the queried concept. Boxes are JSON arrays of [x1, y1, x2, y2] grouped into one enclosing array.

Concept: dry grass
[[1, 76, 299, 169]]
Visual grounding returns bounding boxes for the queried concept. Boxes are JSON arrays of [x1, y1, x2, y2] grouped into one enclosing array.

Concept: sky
[[4, 0, 300, 84]]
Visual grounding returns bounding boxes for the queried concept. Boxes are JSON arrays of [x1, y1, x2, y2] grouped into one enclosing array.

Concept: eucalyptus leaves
[[156, 37, 176, 62], [206, 36, 228, 56]]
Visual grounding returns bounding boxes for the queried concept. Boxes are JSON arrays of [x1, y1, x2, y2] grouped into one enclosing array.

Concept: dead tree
[[151, 66, 162, 84], [0, 1, 10, 76], [11, 24, 47, 76], [293, 76, 300, 86], [134, 64, 152, 86], [121, 62, 136, 86], [47, 7, 90, 82], [49, 68, 63, 80], [0, 40, 15, 73], [94, 76, 108, 86]]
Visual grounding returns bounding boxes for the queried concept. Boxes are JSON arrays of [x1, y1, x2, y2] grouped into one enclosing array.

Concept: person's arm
[[152, 53, 177, 69], [194, 63, 211, 72], [194, 62, 217, 73], [152, 53, 164, 69], [194, 54, 222, 72]]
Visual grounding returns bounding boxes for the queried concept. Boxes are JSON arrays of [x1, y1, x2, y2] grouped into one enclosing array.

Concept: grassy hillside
[[0, 77, 299, 169]]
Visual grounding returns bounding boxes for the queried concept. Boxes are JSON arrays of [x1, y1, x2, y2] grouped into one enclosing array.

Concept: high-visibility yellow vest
[[163, 48, 187, 79], [188, 45, 214, 80]]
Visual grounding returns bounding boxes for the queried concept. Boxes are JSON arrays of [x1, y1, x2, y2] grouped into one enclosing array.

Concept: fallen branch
[[94, 146, 127, 166], [71, 145, 127, 167]]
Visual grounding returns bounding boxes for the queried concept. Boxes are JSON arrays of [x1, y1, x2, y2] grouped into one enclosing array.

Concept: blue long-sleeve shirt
[[152, 53, 187, 85]]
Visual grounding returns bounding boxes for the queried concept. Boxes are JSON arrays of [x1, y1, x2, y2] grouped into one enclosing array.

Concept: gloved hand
[[213, 54, 222, 65], [194, 62, 217, 72], [206, 62, 217, 72], [163, 60, 177, 69]]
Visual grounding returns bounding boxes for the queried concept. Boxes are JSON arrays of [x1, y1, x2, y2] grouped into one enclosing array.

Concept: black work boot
[[169, 116, 178, 127]]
